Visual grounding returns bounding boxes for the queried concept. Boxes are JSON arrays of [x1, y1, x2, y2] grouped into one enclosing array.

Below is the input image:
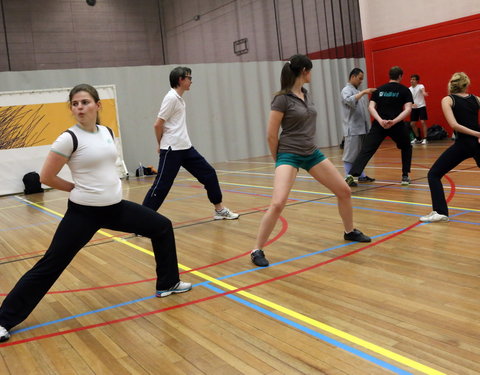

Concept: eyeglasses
[[184, 76, 192, 81]]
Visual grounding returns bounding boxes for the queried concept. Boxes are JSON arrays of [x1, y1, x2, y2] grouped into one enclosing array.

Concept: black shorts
[[411, 107, 428, 121]]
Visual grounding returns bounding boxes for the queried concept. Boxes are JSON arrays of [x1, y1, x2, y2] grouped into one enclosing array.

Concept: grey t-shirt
[[271, 88, 318, 156]]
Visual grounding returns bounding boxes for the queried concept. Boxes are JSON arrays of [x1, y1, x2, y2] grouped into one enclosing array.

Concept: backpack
[[65, 126, 114, 153], [22, 172, 44, 195], [426, 124, 448, 141]]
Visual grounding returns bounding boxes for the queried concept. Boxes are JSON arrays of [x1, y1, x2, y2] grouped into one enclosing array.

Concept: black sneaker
[[345, 175, 357, 187], [358, 176, 375, 183], [344, 229, 371, 242], [251, 249, 269, 267]]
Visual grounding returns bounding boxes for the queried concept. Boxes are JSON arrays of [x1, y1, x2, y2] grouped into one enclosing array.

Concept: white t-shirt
[[409, 84, 426, 108], [157, 88, 192, 150], [51, 124, 122, 206]]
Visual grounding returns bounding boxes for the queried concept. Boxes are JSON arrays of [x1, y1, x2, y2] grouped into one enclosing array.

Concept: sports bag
[[22, 172, 44, 195]]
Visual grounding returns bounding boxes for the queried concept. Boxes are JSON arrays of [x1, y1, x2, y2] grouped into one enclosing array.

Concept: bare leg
[[308, 159, 354, 232], [420, 120, 428, 139], [254, 165, 297, 249], [410, 121, 419, 138]]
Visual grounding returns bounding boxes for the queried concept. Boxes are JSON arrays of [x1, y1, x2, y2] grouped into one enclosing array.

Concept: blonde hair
[[448, 72, 470, 94]]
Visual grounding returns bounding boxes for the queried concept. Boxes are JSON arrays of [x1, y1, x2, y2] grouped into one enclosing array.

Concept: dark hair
[[411, 74, 420, 81], [389, 66, 403, 80], [349, 68, 364, 79], [170, 66, 192, 88], [69, 83, 101, 124], [277, 54, 313, 95]]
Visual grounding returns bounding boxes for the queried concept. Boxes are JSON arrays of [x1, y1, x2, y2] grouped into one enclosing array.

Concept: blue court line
[[203, 283, 412, 375], [11, 295, 156, 335]]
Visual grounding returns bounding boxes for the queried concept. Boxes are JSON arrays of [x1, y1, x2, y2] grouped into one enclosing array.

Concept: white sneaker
[[214, 207, 239, 220], [0, 325, 10, 342], [421, 139, 428, 144], [156, 281, 192, 298], [419, 211, 449, 222]]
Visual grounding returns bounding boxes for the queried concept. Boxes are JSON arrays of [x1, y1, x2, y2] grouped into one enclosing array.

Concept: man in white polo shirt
[[142, 66, 239, 220], [409, 74, 429, 144]]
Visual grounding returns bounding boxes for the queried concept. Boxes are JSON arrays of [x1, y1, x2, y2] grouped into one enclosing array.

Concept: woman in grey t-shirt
[[250, 55, 371, 267]]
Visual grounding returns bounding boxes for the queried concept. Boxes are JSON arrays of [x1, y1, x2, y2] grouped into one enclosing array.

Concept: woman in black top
[[420, 72, 480, 222]]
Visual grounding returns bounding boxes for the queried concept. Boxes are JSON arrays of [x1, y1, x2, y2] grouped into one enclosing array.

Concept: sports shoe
[[344, 229, 371, 242], [401, 175, 410, 186], [358, 176, 375, 183], [345, 175, 357, 187], [419, 211, 449, 222], [251, 249, 269, 267], [411, 139, 422, 144], [214, 207, 239, 220], [0, 325, 10, 342], [421, 139, 428, 144], [156, 281, 192, 298]]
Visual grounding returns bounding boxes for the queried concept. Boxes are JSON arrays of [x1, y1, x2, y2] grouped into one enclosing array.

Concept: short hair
[[169, 66, 191, 88], [410, 74, 420, 81], [448, 72, 470, 94], [389, 66, 403, 80], [349, 68, 364, 80]]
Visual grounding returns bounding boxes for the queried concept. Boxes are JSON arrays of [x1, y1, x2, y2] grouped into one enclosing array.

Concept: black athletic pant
[[428, 140, 480, 216], [143, 146, 223, 211], [349, 121, 413, 177], [0, 200, 180, 330]]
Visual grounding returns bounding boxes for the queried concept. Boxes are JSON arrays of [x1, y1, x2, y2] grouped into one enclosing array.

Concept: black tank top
[[449, 94, 480, 141]]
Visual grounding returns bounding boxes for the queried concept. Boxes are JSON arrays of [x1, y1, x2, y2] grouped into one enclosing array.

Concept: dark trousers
[[0, 200, 180, 330], [143, 146, 223, 211], [428, 140, 480, 216], [350, 121, 413, 177]]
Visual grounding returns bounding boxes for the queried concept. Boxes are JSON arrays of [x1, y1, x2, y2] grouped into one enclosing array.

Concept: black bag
[[22, 172, 44, 195], [426, 124, 448, 141]]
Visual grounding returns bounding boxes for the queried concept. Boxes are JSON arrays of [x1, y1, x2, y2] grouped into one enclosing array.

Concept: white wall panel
[[359, 0, 480, 40]]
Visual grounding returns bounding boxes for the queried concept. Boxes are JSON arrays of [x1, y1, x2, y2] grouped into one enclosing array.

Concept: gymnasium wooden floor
[[0, 139, 479, 375]]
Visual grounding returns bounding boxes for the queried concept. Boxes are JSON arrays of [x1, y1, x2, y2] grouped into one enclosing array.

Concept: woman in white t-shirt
[[0, 84, 191, 343]]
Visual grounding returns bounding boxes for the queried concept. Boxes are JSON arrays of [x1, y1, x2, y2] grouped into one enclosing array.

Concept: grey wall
[[0, 0, 164, 71], [161, 0, 363, 64], [0, 0, 363, 71], [0, 57, 366, 175]]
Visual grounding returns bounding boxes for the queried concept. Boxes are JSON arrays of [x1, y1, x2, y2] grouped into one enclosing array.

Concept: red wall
[[363, 13, 480, 135]]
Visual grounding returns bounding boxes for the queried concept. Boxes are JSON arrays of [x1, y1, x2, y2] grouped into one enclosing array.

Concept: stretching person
[[250, 55, 371, 267], [346, 66, 413, 185], [142, 66, 239, 220], [341, 68, 377, 187], [0, 84, 191, 343], [420, 72, 480, 222]]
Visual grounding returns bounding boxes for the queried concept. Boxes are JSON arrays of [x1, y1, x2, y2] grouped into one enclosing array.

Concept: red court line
[[0, 220, 421, 348], [0, 169, 457, 346], [0, 214, 288, 296]]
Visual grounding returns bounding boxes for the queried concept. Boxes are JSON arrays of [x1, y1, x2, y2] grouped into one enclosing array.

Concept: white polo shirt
[[51, 124, 122, 206], [409, 84, 426, 108], [157, 88, 192, 150]]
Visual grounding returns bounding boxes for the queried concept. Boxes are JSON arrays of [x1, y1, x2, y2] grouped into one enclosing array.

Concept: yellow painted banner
[[0, 99, 118, 149]]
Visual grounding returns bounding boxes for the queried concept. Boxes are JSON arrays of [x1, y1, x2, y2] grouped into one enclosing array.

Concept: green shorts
[[275, 149, 326, 171]]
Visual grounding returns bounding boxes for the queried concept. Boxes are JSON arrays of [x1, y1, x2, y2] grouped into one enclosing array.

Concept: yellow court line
[[15, 196, 446, 375]]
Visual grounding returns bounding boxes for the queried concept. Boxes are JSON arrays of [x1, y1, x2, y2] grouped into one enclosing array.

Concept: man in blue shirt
[[341, 68, 377, 187]]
